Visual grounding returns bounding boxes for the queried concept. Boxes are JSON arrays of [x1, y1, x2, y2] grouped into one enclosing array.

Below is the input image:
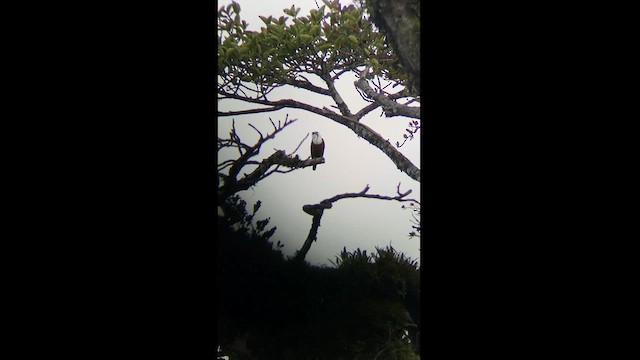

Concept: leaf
[[348, 34, 358, 45], [231, 1, 240, 14], [311, 25, 320, 36], [317, 43, 332, 52]]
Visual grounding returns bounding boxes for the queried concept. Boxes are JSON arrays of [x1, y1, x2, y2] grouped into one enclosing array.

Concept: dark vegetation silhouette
[[217, 195, 420, 360]]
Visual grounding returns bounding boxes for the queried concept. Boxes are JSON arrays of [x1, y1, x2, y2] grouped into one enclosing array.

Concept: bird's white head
[[312, 131, 323, 144]]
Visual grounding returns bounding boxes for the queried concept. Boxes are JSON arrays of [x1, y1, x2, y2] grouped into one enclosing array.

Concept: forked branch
[[294, 184, 419, 261]]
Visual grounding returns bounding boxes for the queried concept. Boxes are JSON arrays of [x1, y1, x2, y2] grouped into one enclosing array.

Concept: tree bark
[[365, 0, 421, 94]]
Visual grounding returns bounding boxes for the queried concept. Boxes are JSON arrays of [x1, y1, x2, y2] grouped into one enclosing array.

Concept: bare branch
[[331, 67, 352, 80], [355, 68, 420, 119], [218, 90, 420, 182], [293, 213, 323, 262], [218, 117, 299, 194], [261, 163, 283, 180], [273, 168, 297, 174], [218, 159, 236, 171], [354, 102, 381, 120], [289, 133, 310, 156], [218, 150, 325, 202], [218, 106, 284, 116], [248, 123, 264, 139], [321, 72, 352, 117], [283, 77, 331, 96], [230, 120, 252, 156], [294, 184, 419, 261], [322, 184, 419, 204]]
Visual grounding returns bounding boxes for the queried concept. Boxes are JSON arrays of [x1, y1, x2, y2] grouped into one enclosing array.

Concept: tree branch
[[355, 68, 420, 119], [294, 184, 419, 261], [218, 117, 303, 200], [218, 150, 325, 202], [283, 77, 331, 96], [364, 0, 421, 94], [289, 133, 310, 156], [321, 71, 353, 117], [354, 88, 411, 120], [218, 90, 421, 182], [218, 106, 285, 116]]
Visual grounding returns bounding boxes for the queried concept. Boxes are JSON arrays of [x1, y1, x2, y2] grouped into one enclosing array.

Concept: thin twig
[[248, 123, 264, 139], [289, 133, 310, 156]]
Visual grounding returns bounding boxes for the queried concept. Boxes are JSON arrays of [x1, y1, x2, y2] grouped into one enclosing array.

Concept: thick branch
[[355, 68, 420, 119], [226, 118, 297, 180], [294, 184, 419, 261], [283, 77, 331, 96], [294, 214, 324, 262], [322, 72, 352, 117], [354, 89, 413, 120], [365, 0, 421, 94], [218, 91, 421, 182], [218, 150, 325, 202]]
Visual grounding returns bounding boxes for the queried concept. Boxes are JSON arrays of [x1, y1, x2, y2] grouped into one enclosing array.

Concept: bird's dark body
[[311, 133, 325, 171]]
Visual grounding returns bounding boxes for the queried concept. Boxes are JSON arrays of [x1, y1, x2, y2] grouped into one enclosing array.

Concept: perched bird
[[310, 131, 325, 170]]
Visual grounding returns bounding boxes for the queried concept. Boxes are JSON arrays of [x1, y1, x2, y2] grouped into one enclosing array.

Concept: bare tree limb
[[219, 117, 301, 200], [247, 123, 264, 139], [354, 89, 412, 120], [218, 90, 421, 182], [331, 67, 352, 80], [294, 184, 419, 261], [321, 70, 353, 117], [218, 159, 236, 171], [355, 68, 420, 119], [218, 106, 285, 116], [218, 150, 325, 202], [282, 77, 331, 96], [289, 133, 310, 156]]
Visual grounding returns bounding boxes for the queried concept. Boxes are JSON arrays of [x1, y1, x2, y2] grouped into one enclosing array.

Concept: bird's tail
[[313, 165, 317, 170]]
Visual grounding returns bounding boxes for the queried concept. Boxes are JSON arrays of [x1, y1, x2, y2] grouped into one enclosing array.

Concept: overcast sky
[[217, 0, 421, 266]]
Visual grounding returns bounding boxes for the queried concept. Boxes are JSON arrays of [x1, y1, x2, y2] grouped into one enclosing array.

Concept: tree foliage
[[218, 0, 410, 96], [217, 0, 421, 182]]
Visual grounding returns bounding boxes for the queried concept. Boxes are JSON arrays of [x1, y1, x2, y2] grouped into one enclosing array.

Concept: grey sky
[[218, 0, 421, 266]]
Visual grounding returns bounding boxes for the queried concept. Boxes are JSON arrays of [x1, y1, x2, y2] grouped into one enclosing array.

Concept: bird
[[310, 131, 325, 170]]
